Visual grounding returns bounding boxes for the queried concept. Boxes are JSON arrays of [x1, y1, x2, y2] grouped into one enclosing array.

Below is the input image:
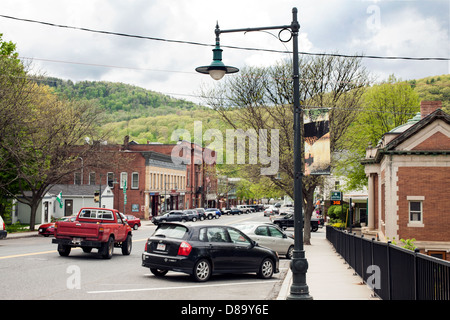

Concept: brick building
[[64, 138, 217, 220], [362, 101, 450, 260]]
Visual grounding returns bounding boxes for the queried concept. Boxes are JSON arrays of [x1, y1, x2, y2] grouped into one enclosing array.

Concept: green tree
[[0, 83, 106, 230], [336, 75, 420, 191], [0, 34, 28, 221], [202, 55, 370, 244]]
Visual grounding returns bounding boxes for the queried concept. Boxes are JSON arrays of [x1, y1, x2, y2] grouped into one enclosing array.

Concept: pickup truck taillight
[[177, 241, 192, 256], [99, 226, 104, 233]]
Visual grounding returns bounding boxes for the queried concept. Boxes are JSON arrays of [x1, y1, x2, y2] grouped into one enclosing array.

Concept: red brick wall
[[396, 166, 450, 241], [420, 101, 442, 118], [412, 131, 450, 151], [115, 152, 146, 218]]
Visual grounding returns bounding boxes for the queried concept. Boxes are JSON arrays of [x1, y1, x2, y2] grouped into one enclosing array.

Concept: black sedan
[[271, 213, 320, 232], [151, 211, 192, 225], [142, 223, 279, 282]]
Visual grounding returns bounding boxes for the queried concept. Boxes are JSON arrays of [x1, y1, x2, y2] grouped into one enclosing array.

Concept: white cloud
[[0, 0, 448, 102]]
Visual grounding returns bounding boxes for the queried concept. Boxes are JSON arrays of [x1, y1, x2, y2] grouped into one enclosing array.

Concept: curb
[[276, 268, 292, 300]]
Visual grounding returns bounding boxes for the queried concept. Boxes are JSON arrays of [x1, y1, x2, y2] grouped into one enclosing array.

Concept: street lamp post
[[196, 7, 312, 300]]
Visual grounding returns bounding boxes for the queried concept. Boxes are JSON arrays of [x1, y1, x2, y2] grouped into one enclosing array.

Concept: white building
[[12, 184, 114, 225]]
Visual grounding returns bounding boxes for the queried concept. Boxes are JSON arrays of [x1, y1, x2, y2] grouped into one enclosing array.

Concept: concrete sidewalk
[[277, 231, 379, 300]]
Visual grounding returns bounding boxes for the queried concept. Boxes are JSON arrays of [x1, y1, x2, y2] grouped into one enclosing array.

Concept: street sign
[[330, 191, 342, 201]]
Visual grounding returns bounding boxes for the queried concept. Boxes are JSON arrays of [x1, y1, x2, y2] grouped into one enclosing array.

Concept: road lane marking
[[87, 279, 279, 294], [0, 249, 60, 260], [0, 238, 149, 260]]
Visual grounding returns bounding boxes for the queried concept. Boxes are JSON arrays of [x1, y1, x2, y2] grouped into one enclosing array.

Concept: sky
[[1, 0, 449, 105]]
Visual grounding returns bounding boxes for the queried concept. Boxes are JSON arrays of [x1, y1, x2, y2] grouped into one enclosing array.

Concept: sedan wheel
[[258, 258, 274, 279], [192, 259, 211, 282], [287, 245, 294, 259]]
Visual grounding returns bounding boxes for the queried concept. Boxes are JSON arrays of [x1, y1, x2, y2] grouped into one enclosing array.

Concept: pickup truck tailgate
[[56, 222, 100, 238]]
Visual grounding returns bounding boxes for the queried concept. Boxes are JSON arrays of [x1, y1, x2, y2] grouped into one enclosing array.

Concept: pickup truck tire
[[58, 244, 71, 257], [101, 236, 114, 259], [121, 234, 132, 255], [82, 247, 92, 253]]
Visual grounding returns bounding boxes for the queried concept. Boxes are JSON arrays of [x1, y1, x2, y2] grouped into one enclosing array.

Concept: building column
[[144, 192, 150, 220], [368, 173, 375, 230]]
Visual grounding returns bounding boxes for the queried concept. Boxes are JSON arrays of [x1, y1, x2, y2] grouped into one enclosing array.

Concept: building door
[[64, 200, 73, 216]]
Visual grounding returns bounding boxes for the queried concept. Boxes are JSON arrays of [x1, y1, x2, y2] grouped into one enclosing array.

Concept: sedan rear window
[[153, 224, 188, 239]]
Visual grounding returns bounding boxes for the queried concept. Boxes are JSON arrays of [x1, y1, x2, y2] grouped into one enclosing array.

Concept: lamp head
[[195, 24, 239, 80]]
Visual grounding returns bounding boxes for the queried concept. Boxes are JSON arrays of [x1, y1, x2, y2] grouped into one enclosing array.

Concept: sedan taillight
[[177, 241, 192, 256]]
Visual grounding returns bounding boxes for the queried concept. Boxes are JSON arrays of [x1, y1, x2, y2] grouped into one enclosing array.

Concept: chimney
[[122, 135, 130, 150], [420, 101, 442, 118]]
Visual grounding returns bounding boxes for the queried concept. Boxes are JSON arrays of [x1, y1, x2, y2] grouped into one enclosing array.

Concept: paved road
[[0, 212, 292, 300]]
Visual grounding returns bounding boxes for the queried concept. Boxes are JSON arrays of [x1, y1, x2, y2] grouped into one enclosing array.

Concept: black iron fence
[[326, 225, 450, 300]]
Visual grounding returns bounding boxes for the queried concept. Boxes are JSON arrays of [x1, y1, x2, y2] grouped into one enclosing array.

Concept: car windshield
[[153, 224, 188, 239]]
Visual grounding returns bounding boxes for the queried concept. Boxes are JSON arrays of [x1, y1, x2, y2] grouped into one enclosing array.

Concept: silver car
[[232, 222, 294, 259]]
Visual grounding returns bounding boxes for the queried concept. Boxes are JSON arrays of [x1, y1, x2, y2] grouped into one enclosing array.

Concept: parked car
[[38, 215, 77, 237], [0, 215, 7, 240], [194, 208, 207, 220], [271, 213, 321, 232], [152, 211, 191, 225], [125, 215, 141, 230], [205, 208, 221, 218], [183, 210, 200, 222], [248, 204, 264, 212], [233, 222, 295, 259], [237, 205, 252, 213], [221, 207, 242, 215], [142, 222, 279, 282], [264, 205, 279, 217]]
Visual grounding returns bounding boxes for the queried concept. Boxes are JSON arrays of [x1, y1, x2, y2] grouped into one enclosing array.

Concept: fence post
[[387, 241, 392, 300], [360, 234, 365, 282], [414, 248, 420, 300], [370, 238, 377, 299], [352, 233, 357, 275]]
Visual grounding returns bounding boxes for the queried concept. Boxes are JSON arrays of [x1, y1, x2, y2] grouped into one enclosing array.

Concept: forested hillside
[[43, 77, 203, 122], [409, 74, 450, 111], [40, 75, 449, 145]]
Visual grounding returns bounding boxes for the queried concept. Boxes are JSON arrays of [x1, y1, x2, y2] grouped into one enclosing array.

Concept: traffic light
[[94, 191, 100, 203]]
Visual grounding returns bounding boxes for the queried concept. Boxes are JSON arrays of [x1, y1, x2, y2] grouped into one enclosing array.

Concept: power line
[[1, 14, 448, 61]]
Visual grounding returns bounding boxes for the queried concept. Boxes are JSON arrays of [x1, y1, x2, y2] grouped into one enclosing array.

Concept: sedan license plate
[[156, 243, 166, 251]]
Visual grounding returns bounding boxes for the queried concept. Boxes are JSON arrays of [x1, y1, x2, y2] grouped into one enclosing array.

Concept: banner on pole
[[304, 108, 331, 176]]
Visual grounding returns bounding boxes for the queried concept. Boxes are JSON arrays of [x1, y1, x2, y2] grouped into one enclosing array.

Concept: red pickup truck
[[52, 207, 132, 259]]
